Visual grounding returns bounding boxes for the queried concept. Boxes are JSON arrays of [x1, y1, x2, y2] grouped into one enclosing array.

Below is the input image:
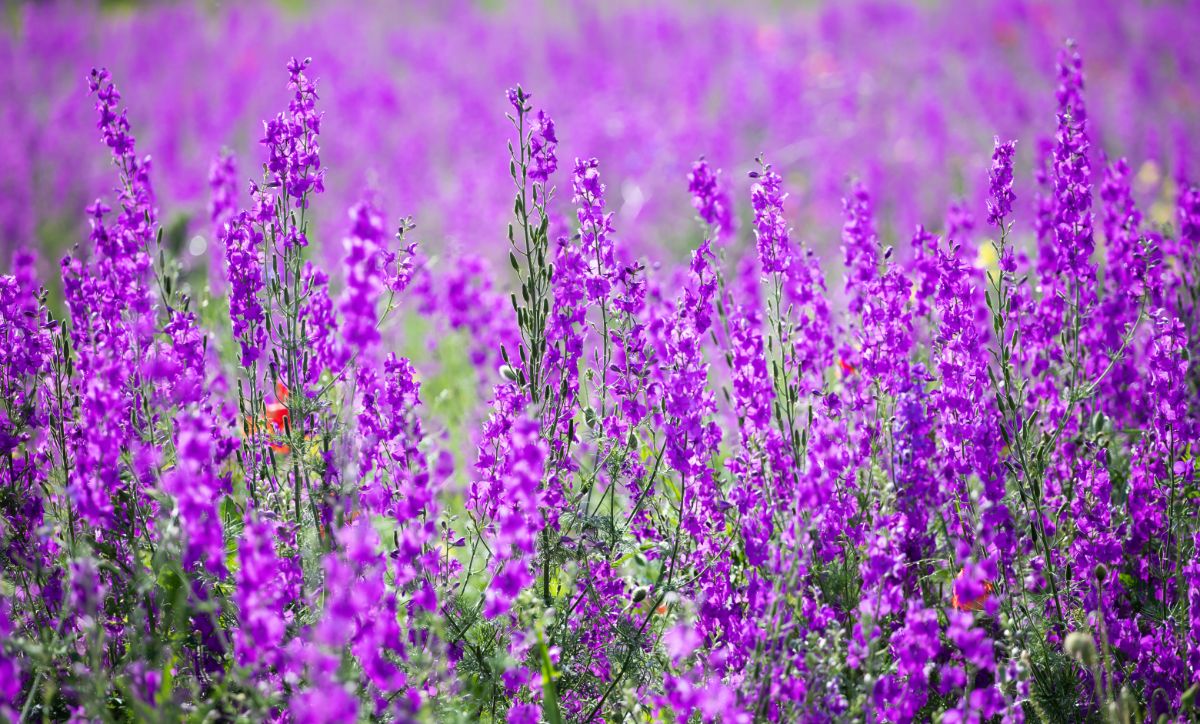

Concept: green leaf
[[156, 652, 178, 709]]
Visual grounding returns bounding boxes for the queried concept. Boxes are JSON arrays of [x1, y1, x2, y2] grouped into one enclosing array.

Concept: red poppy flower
[[264, 402, 290, 453], [245, 381, 292, 454]]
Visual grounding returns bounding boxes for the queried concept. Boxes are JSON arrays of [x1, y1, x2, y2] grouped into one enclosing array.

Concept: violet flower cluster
[[1, 22, 1199, 724]]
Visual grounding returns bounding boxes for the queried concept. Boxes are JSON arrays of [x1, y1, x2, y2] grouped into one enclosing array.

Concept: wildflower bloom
[[857, 249, 913, 391], [573, 157, 616, 302], [875, 603, 941, 721], [688, 157, 732, 235], [5, 26, 1200, 724], [1187, 534, 1200, 676], [59, 67, 163, 528], [950, 569, 996, 613], [301, 262, 338, 382], [263, 57, 324, 211], [1180, 182, 1200, 257], [0, 598, 20, 717], [841, 180, 879, 314], [164, 411, 229, 577], [1146, 309, 1188, 444], [208, 151, 239, 234], [545, 234, 588, 408], [234, 511, 301, 673], [528, 110, 558, 183], [1051, 41, 1095, 289], [749, 161, 790, 274], [509, 86, 558, 184], [605, 262, 652, 444], [785, 244, 836, 383], [339, 198, 389, 358], [479, 416, 547, 620], [224, 215, 266, 366], [207, 151, 238, 292], [243, 381, 292, 454], [986, 137, 1017, 227]]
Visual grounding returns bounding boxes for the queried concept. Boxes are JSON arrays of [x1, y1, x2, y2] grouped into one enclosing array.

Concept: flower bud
[[1064, 631, 1097, 668]]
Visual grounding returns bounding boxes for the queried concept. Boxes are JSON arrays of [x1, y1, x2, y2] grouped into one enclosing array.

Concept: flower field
[[1, 1, 1199, 722]]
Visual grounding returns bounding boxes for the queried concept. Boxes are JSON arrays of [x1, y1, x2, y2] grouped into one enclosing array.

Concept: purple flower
[[544, 233, 589, 428], [1187, 533, 1200, 676], [841, 181, 879, 314], [784, 245, 835, 386], [207, 151, 239, 293], [316, 521, 409, 694], [420, 253, 519, 374], [485, 558, 535, 620], [725, 296, 773, 441], [934, 240, 1011, 556], [224, 213, 266, 366], [234, 510, 300, 672], [528, 110, 557, 183], [1181, 183, 1200, 257], [290, 673, 359, 724], [688, 157, 732, 235], [469, 407, 546, 619], [208, 151, 238, 231], [301, 262, 338, 383], [606, 262, 652, 444], [163, 411, 227, 577], [0, 596, 21, 714], [750, 161, 791, 275], [986, 137, 1017, 227], [263, 57, 324, 210], [573, 157, 616, 302], [1051, 42, 1095, 289], [1146, 308, 1188, 444], [660, 239, 724, 551], [0, 266, 52, 449], [356, 353, 433, 535], [339, 198, 389, 359], [875, 602, 940, 722], [1101, 158, 1150, 299], [857, 244, 913, 391], [59, 68, 161, 527], [505, 87, 523, 113]]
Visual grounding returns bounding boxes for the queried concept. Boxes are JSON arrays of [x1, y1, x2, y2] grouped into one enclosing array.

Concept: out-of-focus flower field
[[5, 0, 1198, 271], [1, 0, 1199, 721]]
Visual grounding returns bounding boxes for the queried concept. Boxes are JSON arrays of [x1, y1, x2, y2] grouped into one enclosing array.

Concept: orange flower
[[951, 570, 995, 613], [838, 357, 856, 376]]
